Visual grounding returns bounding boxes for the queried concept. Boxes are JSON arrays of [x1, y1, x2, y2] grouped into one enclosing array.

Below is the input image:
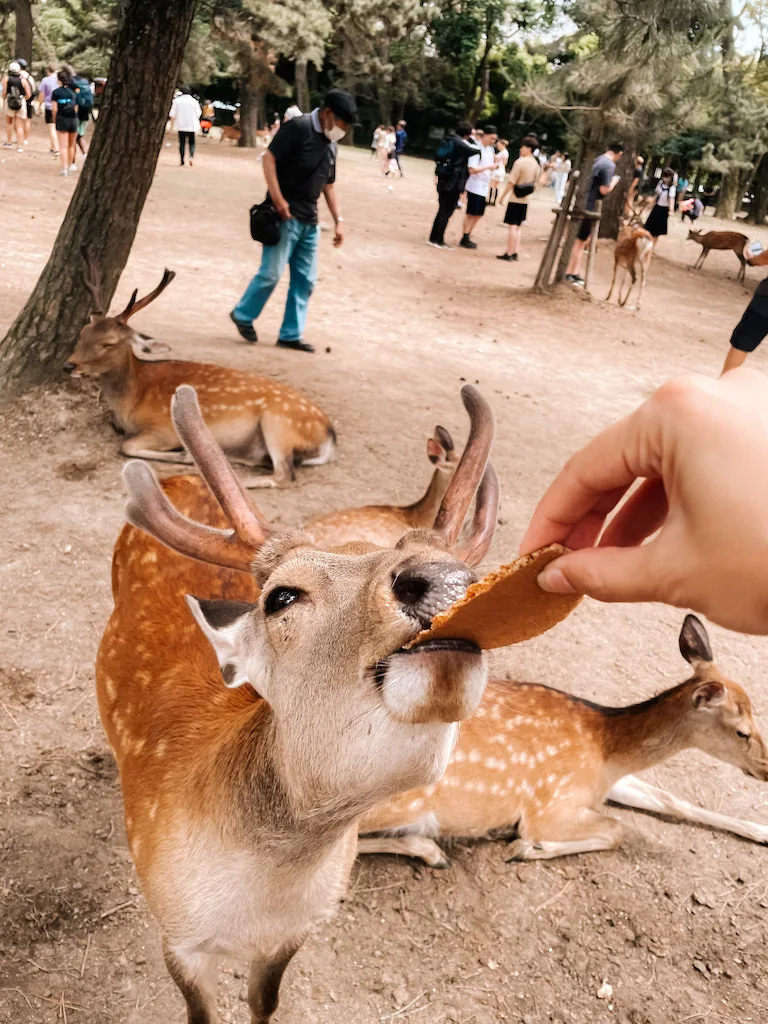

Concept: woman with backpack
[[644, 167, 676, 246], [51, 70, 79, 177], [2, 61, 32, 153]]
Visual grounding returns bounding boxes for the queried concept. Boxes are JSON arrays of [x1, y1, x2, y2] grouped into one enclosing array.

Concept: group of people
[[371, 121, 407, 177], [1, 59, 94, 176]]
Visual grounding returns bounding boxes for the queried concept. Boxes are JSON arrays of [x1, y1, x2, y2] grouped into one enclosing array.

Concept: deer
[[358, 615, 768, 866], [688, 229, 750, 283], [63, 251, 335, 487], [605, 220, 654, 311], [219, 124, 242, 145], [97, 383, 499, 1023]]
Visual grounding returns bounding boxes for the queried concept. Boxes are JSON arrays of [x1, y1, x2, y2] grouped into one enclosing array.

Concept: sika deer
[[688, 229, 749, 283], [97, 384, 498, 1023], [605, 221, 654, 310], [305, 425, 459, 548], [359, 615, 768, 866], [64, 251, 335, 487]]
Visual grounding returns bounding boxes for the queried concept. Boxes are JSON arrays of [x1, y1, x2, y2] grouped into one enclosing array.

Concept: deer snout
[[393, 561, 475, 628], [63, 362, 77, 374]]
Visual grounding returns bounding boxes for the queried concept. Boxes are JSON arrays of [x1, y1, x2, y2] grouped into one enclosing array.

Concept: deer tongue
[[405, 545, 581, 651]]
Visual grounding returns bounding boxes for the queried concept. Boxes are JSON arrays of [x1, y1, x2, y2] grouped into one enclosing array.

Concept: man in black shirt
[[722, 246, 768, 374], [231, 88, 358, 353], [428, 122, 480, 249]]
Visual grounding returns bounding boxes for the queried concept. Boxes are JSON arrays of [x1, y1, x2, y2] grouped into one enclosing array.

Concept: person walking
[[625, 155, 645, 212], [721, 245, 768, 374], [488, 138, 509, 206], [394, 120, 407, 176], [169, 86, 202, 166], [565, 142, 623, 285], [551, 151, 571, 205], [51, 70, 78, 176], [644, 167, 676, 246], [70, 69, 94, 157], [427, 123, 480, 249], [2, 61, 31, 152], [496, 135, 540, 263], [230, 88, 356, 354], [200, 99, 215, 134], [39, 64, 59, 155], [16, 58, 35, 145], [376, 125, 390, 174], [459, 125, 498, 250]]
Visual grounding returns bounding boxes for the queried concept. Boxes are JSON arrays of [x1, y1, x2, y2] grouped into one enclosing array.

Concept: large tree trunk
[[747, 152, 768, 225], [295, 58, 310, 112], [377, 81, 391, 125], [14, 0, 33, 63], [0, 0, 195, 395], [599, 144, 635, 239], [715, 171, 742, 220], [239, 77, 262, 146]]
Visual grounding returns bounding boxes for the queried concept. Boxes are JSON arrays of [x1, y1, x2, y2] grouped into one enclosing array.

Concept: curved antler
[[454, 462, 499, 567], [433, 386, 495, 545], [80, 245, 104, 316], [122, 385, 270, 571], [117, 269, 176, 323]]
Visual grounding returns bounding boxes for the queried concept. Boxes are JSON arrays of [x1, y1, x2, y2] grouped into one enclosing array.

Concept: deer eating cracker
[[407, 544, 581, 651]]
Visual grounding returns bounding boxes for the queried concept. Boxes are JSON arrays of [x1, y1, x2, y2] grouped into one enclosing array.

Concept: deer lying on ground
[[64, 252, 335, 487], [98, 384, 498, 1023], [605, 220, 654, 311], [688, 229, 750, 283], [359, 615, 768, 866]]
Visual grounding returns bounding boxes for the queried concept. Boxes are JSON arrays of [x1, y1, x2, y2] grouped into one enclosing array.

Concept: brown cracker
[[408, 544, 581, 651]]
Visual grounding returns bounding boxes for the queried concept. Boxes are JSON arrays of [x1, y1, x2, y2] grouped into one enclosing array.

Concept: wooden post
[[533, 169, 581, 293], [584, 200, 602, 293]]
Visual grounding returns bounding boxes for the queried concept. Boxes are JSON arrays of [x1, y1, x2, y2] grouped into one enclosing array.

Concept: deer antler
[[117, 269, 176, 323], [122, 385, 269, 571], [80, 245, 104, 316], [433, 386, 495, 546], [454, 462, 499, 567]]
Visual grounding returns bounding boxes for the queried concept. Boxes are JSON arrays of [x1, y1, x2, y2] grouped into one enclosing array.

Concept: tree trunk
[[377, 81, 391, 125], [599, 144, 635, 239], [0, 0, 196, 395], [239, 78, 263, 147], [14, 0, 33, 63], [555, 139, 597, 283], [747, 152, 768, 225], [715, 171, 742, 220], [295, 58, 310, 112]]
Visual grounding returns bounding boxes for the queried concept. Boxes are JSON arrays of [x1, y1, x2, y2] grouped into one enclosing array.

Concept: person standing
[[565, 142, 623, 285], [2, 61, 31, 152], [551, 151, 571, 205], [496, 135, 540, 263], [721, 246, 768, 374], [39, 64, 59, 155], [51, 70, 78, 176], [230, 88, 356, 354], [644, 167, 676, 246], [200, 99, 215, 134], [70, 69, 94, 157], [394, 120, 407, 176], [459, 125, 498, 250], [376, 124, 390, 174], [488, 138, 509, 206], [169, 86, 202, 167], [427, 122, 480, 249], [16, 58, 35, 145], [625, 155, 645, 212]]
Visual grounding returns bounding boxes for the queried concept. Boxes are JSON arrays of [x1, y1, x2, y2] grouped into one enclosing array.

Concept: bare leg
[[721, 345, 749, 375], [566, 238, 586, 277], [506, 224, 521, 256], [57, 131, 69, 172], [248, 943, 301, 1024], [608, 774, 768, 844], [506, 810, 623, 861], [357, 834, 450, 868], [163, 940, 220, 1024], [462, 213, 480, 238], [5, 115, 12, 144], [47, 117, 58, 151], [68, 132, 77, 168]]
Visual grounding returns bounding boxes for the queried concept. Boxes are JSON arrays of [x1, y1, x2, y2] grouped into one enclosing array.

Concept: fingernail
[[538, 567, 576, 594]]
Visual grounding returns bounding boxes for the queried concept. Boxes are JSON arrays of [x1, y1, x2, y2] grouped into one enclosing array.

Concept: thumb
[[537, 544, 664, 605]]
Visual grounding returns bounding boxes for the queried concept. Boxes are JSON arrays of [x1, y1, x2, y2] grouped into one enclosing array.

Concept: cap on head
[[9, 61, 21, 73], [16, 58, 28, 68], [180, 85, 192, 95], [323, 88, 360, 126]]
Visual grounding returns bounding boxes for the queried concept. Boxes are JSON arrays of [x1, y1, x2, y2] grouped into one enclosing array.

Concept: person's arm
[[52, 95, 58, 120], [519, 368, 768, 635], [261, 150, 291, 219], [22, 77, 32, 99], [668, 186, 676, 213], [323, 182, 343, 248]]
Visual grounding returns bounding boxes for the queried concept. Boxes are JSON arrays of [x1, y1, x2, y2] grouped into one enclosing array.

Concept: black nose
[[63, 362, 76, 374], [393, 561, 475, 627]]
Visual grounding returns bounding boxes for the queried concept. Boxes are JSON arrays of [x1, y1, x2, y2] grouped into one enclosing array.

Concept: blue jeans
[[234, 218, 320, 340]]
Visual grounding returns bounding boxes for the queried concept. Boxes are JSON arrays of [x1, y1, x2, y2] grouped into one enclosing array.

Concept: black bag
[[250, 200, 282, 246], [7, 76, 23, 111], [513, 182, 535, 199]]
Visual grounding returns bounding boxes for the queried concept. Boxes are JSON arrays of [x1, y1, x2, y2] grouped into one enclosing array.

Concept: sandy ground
[[2, 124, 768, 1024]]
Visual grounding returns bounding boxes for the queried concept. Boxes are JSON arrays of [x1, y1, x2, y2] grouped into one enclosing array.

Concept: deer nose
[[393, 562, 476, 627], [63, 362, 77, 374]]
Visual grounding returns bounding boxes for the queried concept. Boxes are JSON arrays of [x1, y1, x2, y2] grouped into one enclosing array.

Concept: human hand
[[519, 369, 768, 634], [275, 198, 292, 220], [333, 222, 344, 248]]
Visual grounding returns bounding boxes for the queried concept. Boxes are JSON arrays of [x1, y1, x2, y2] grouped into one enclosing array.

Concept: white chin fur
[[381, 649, 487, 725]]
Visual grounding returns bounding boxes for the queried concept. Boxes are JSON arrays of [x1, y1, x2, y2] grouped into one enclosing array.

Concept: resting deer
[[97, 384, 498, 1023], [605, 220, 654, 310], [359, 615, 768, 866], [688, 229, 749, 283], [64, 251, 335, 487]]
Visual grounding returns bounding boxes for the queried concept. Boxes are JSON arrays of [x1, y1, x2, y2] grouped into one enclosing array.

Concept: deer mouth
[[371, 638, 480, 688]]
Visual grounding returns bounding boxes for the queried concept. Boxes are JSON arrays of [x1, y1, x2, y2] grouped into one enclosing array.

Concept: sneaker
[[23, 139, 28, 145], [59, 168, 69, 177], [427, 241, 453, 250], [16, 147, 23, 153], [459, 237, 477, 250], [2, 142, 12, 149], [230, 311, 258, 344], [70, 163, 77, 173], [277, 338, 315, 353], [565, 274, 585, 286], [496, 253, 518, 262]]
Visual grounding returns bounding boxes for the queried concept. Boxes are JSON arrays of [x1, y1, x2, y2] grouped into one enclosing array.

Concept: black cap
[[323, 88, 360, 127], [16, 57, 28, 68]]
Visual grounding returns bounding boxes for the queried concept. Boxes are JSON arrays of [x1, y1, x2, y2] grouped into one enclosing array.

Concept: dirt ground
[[2, 123, 768, 1024]]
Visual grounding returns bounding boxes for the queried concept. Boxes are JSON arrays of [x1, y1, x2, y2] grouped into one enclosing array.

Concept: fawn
[[97, 384, 498, 1022], [688, 229, 749, 283], [605, 220, 654, 310], [359, 615, 768, 865], [64, 251, 335, 487]]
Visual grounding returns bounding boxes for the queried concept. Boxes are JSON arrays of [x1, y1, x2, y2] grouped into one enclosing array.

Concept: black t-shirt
[[267, 113, 336, 224], [441, 135, 481, 192], [587, 154, 615, 210], [51, 86, 77, 120]]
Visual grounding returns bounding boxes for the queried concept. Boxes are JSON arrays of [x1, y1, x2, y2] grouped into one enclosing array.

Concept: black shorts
[[577, 217, 593, 242], [56, 116, 78, 134], [466, 193, 487, 217], [504, 202, 528, 226], [77, 108, 90, 123], [730, 300, 768, 353], [45, 107, 53, 124]]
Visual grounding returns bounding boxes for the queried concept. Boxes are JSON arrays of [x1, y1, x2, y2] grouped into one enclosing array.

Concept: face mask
[[324, 122, 346, 143]]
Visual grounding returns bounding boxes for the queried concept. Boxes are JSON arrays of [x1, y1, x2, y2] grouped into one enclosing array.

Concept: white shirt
[[284, 104, 302, 121], [170, 94, 202, 133], [655, 181, 676, 208], [466, 143, 496, 197]]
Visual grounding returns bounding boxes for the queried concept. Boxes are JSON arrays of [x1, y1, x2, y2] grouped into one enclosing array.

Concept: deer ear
[[186, 596, 258, 690], [131, 336, 172, 359], [692, 681, 726, 709], [679, 614, 713, 666], [427, 437, 443, 464]]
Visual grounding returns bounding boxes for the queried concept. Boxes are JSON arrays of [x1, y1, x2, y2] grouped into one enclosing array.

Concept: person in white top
[[644, 166, 676, 246], [551, 151, 571, 204], [169, 86, 202, 166], [284, 103, 302, 121], [459, 125, 498, 249], [488, 138, 509, 206]]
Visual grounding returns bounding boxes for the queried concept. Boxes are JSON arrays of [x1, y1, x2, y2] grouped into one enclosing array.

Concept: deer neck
[[601, 684, 693, 777], [99, 347, 140, 423], [403, 469, 452, 526]]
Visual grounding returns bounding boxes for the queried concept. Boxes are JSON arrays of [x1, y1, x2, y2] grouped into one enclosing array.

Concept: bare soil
[[2, 125, 768, 1024]]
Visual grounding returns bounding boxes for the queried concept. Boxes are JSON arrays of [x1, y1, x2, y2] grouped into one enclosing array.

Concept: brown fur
[[688, 229, 749, 282], [606, 222, 654, 310]]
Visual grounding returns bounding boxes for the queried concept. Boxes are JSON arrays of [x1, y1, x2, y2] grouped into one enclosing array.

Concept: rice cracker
[[408, 544, 581, 650]]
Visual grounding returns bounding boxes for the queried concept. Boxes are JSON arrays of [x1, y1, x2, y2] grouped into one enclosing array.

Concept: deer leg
[[696, 249, 708, 270], [121, 433, 194, 464], [505, 809, 623, 861], [163, 940, 220, 1024], [247, 942, 302, 1024], [618, 266, 636, 307], [738, 256, 746, 283], [635, 259, 649, 311], [608, 774, 768, 844], [357, 834, 450, 868], [240, 414, 296, 488], [605, 263, 618, 302]]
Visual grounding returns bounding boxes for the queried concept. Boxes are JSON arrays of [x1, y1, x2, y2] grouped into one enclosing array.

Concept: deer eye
[[264, 587, 303, 615], [737, 730, 750, 741]]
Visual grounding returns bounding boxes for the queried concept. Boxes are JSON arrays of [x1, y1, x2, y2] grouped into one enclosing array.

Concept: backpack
[[6, 75, 23, 111], [435, 137, 454, 180], [72, 76, 94, 111]]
